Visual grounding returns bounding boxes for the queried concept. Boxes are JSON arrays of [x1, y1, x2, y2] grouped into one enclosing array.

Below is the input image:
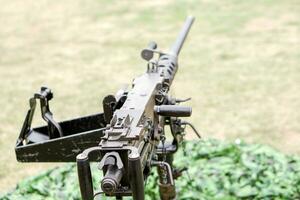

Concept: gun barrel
[[170, 16, 195, 56]]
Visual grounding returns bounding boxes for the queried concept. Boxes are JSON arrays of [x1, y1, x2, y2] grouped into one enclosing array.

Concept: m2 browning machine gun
[[15, 16, 200, 200]]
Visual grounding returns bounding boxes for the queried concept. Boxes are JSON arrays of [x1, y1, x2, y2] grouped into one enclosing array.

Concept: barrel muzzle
[[98, 152, 124, 195]]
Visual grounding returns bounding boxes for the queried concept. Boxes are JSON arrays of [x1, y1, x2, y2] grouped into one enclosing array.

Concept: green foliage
[[2, 140, 300, 200]]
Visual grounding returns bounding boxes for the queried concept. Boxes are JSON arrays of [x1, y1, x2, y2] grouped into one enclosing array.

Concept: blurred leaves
[[2, 139, 300, 199]]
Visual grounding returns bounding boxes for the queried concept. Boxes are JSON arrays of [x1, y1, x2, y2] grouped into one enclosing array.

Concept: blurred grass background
[[0, 0, 299, 193]]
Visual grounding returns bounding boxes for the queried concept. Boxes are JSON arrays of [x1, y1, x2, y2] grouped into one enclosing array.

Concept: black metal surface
[[15, 113, 106, 162], [35, 87, 64, 138], [99, 152, 125, 194], [154, 105, 192, 117], [128, 152, 144, 200], [102, 95, 117, 123], [77, 154, 94, 200]]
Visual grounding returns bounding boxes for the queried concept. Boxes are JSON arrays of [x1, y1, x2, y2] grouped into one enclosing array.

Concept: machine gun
[[15, 16, 200, 200]]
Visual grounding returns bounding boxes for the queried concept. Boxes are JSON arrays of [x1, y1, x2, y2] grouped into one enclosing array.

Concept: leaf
[[2, 140, 300, 199]]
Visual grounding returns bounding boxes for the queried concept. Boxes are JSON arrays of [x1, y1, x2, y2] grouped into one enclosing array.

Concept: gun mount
[[15, 16, 200, 200]]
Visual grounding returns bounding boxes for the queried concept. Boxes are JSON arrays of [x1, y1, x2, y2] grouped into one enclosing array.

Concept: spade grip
[[154, 105, 192, 117]]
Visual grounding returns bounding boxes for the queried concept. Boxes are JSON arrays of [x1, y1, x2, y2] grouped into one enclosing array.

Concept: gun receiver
[[15, 16, 199, 200]]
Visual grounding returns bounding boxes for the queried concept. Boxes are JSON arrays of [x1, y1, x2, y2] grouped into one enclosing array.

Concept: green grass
[[0, 0, 299, 192]]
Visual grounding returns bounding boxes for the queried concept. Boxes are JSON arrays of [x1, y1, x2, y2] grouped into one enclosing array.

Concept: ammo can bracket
[[15, 87, 107, 162]]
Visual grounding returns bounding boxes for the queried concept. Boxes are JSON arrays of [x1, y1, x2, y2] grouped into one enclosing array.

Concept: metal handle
[[128, 151, 145, 200], [77, 153, 94, 200], [154, 105, 192, 117]]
